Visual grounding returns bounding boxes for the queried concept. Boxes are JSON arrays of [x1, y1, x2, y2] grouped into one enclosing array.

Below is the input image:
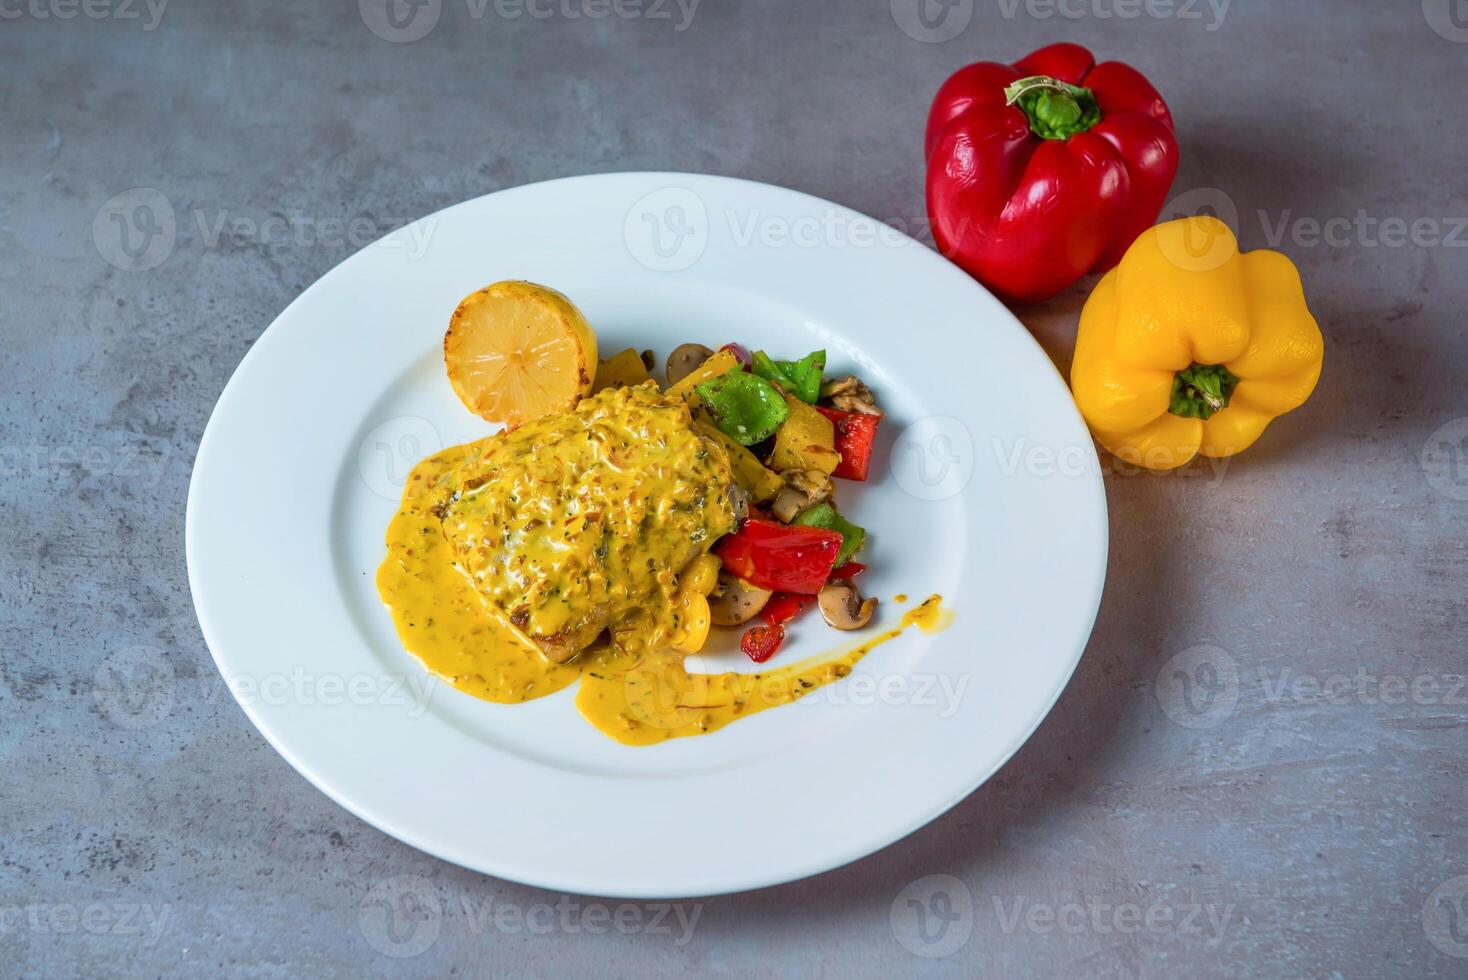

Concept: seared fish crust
[[436, 383, 736, 661]]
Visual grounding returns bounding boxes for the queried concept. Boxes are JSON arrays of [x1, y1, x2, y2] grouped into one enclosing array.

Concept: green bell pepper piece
[[750, 350, 781, 384], [694, 370, 789, 446], [792, 501, 865, 568], [751, 349, 826, 404]]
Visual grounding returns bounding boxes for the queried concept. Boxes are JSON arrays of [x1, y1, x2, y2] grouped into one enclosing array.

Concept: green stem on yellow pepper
[[1170, 363, 1239, 420]]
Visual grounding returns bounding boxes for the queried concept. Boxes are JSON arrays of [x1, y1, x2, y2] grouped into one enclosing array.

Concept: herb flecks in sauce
[[377, 383, 951, 744]]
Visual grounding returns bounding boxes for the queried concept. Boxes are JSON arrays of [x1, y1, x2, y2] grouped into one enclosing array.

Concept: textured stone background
[[3, 1, 1465, 976]]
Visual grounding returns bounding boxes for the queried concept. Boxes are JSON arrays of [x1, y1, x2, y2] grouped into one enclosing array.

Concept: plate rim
[[185, 170, 1108, 898]]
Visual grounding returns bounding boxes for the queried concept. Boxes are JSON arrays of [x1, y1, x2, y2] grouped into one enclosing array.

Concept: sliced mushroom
[[818, 582, 877, 631], [726, 481, 750, 521], [771, 469, 834, 522], [708, 570, 772, 626], [818, 374, 862, 399], [666, 343, 715, 386], [819, 375, 884, 416]]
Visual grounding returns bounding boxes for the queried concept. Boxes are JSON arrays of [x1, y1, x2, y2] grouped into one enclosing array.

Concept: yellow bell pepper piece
[[769, 395, 841, 474], [592, 348, 651, 393], [694, 418, 784, 503], [1070, 216, 1324, 470], [666, 349, 739, 399]]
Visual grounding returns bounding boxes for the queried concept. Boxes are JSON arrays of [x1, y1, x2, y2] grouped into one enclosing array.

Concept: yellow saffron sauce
[[575, 594, 950, 744], [375, 385, 953, 745], [375, 436, 584, 704]]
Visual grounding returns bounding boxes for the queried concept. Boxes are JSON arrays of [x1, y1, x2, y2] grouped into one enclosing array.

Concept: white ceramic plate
[[186, 173, 1107, 898]]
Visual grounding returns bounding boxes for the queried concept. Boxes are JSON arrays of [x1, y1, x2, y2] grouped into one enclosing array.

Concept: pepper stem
[[1170, 364, 1239, 420], [1003, 75, 1101, 141]]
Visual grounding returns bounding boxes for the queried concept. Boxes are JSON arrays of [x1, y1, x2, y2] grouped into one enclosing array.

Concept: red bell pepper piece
[[741, 624, 785, 663], [924, 43, 1179, 305], [830, 561, 866, 580], [761, 593, 813, 627], [715, 518, 842, 595], [815, 406, 880, 481]]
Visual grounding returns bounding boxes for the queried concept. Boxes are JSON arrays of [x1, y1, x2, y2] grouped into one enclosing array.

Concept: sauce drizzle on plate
[[378, 442, 951, 744]]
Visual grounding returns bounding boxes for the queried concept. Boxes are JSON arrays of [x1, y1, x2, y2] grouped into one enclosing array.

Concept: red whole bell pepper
[[925, 43, 1179, 305], [716, 518, 842, 595], [815, 406, 880, 481]]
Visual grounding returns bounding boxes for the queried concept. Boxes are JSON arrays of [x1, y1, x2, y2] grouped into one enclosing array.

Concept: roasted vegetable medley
[[594, 341, 886, 663]]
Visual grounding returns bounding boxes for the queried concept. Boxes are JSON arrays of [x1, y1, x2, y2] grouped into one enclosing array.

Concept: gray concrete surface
[[3, 1, 1466, 976]]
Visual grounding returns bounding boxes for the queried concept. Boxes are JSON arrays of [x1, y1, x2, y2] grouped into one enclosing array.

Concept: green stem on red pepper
[[1003, 76, 1101, 141]]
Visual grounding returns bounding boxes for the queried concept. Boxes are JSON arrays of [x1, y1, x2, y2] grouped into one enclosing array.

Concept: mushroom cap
[[818, 582, 877, 630], [666, 343, 715, 387], [709, 570, 773, 626]]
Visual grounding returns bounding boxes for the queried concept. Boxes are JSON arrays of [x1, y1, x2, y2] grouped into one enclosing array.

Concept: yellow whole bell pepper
[[1070, 216, 1324, 469]]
